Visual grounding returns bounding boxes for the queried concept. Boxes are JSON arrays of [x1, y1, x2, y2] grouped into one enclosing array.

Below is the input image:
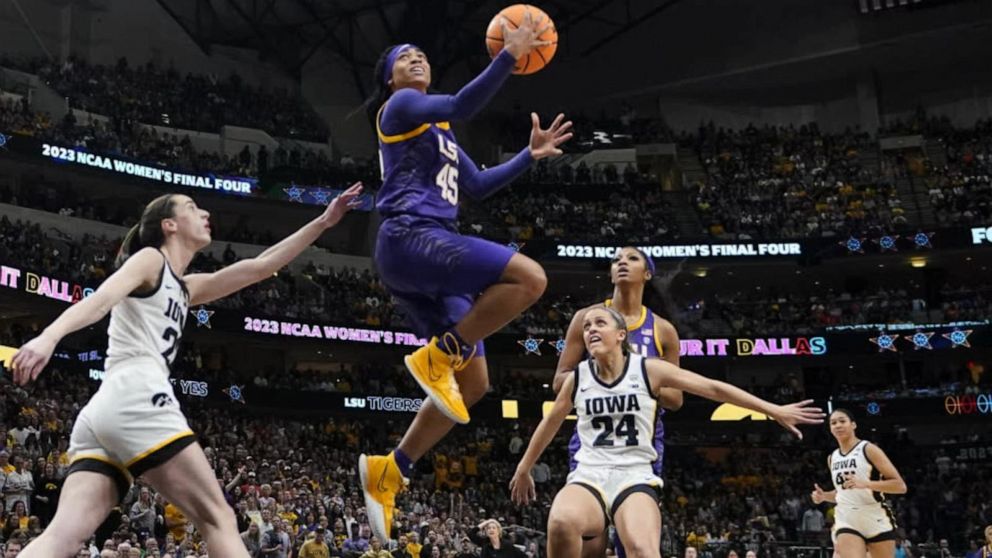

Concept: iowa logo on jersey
[[711, 403, 768, 421], [151, 392, 175, 407]]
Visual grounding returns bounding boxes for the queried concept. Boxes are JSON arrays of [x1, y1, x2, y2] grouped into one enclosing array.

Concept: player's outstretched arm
[[383, 14, 549, 126], [645, 359, 825, 439], [452, 113, 572, 202], [11, 247, 164, 384], [185, 183, 363, 306], [510, 374, 575, 505]]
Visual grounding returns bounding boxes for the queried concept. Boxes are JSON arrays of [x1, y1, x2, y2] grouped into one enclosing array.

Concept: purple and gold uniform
[[569, 300, 669, 476], [373, 48, 533, 355]]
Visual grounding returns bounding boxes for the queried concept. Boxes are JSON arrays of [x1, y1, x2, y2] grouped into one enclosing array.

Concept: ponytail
[[115, 224, 143, 268], [359, 45, 401, 130], [115, 194, 177, 268]]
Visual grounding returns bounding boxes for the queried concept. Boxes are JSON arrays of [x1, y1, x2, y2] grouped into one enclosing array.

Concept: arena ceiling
[[153, 0, 679, 97], [152, 0, 992, 106]]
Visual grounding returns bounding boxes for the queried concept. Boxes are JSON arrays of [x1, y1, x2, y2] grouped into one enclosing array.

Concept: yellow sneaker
[[359, 453, 407, 542], [404, 334, 473, 424]]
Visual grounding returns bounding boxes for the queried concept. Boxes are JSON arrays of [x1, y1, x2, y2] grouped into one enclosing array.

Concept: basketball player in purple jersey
[[358, 14, 573, 542], [552, 247, 682, 558]]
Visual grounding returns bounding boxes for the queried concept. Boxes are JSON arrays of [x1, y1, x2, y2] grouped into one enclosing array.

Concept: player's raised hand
[[811, 483, 827, 504], [769, 399, 825, 439], [509, 468, 536, 506], [529, 113, 573, 160], [10, 334, 58, 386], [502, 10, 552, 60], [320, 182, 364, 228]]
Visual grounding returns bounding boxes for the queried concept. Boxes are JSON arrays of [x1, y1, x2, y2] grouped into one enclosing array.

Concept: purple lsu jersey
[[375, 104, 461, 221], [568, 300, 668, 475]]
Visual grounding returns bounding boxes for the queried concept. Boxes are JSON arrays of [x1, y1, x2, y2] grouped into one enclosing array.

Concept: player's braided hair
[[361, 46, 401, 130]]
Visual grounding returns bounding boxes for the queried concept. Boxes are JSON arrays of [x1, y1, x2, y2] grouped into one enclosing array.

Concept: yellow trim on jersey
[[653, 320, 665, 357], [70, 454, 133, 481], [604, 299, 648, 331], [125, 430, 195, 467], [376, 104, 451, 144]]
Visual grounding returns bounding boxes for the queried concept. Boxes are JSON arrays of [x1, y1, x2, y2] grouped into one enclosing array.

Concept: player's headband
[[384, 44, 419, 86], [631, 247, 656, 275]]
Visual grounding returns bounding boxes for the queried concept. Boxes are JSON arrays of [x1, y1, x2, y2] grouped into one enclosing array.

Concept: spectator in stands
[[800, 506, 825, 543], [298, 528, 330, 558], [30, 463, 59, 527], [241, 522, 263, 558], [128, 487, 155, 535], [359, 536, 390, 558], [392, 534, 412, 558], [3, 457, 32, 515], [343, 523, 369, 555], [477, 520, 524, 558]]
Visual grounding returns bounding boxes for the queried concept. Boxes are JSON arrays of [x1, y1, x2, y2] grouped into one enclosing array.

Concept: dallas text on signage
[[679, 336, 827, 357], [1, 264, 94, 302]]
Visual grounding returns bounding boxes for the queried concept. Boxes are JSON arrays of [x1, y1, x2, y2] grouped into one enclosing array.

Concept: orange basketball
[[485, 4, 558, 75]]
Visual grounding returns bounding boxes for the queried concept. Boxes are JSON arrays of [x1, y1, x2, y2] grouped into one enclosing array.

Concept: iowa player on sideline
[[9, 185, 363, 558], [512, 307, 824, 558], [811, 409, 907, 558], [358, 13, 573, 543], [552, 246, 681, 558]]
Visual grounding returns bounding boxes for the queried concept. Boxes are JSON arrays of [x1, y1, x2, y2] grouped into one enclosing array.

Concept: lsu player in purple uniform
[[358, 14, 574, 542], [552, 247, 682, 558]]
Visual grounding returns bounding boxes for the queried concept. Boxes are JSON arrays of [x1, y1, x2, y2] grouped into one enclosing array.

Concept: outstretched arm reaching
[[380, 13, 551, 129], [510, 373, 576, 505], [458, 113, 572, 200], [11, 247, 166, 384], [645, 358, 825, 439], [184, 183, 363, 306]]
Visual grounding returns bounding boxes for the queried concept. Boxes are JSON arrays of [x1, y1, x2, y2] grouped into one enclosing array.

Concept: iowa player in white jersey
[[511, 307, 824, 558], [551, 246, 682, 558], [810, 409, 907, 558], [9, 185, 362, 558]]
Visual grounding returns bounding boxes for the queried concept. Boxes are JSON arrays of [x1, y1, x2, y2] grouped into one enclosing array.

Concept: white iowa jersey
[[831, 440, 884, 506], [104, 253, 188, 374], [572, 353, 658, 468]]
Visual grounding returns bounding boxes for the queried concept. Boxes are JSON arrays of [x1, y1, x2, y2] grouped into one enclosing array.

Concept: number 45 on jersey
[[436, 136, 459, 206]]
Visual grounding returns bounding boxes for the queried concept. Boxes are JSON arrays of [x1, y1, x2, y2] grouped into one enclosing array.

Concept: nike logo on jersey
[[580, 386, 591, 392], [165, 284, 174, 290]]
